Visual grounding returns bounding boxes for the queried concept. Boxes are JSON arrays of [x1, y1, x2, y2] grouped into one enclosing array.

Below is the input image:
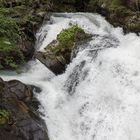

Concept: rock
[[87, 0, 140, 34], [36, 25, 92, 75], [36, 50, 67, 75], [96, 4, 140, 34], [18, 36, 35, 60], [125, 0, 140, 10], [0, 78, 49, 140], [51, 0, 140, 34]]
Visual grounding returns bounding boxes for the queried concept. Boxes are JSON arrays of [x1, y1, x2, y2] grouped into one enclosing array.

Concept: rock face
[[125, 0, 140, 10], [36, 25, 92, 75], [0, 78, 49, 140], [94, 0, 140, 34], [36, 40, 68, 75], [90, 0, 140, 34], [51, 0, 140, 34]]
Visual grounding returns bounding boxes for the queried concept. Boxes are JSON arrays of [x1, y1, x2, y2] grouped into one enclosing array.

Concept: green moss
[[0, 110, 9, 125], [55, 25, 84, 52], [0, 38, 15, 51], [109, 6, 132, 17], [98, 0, 122, 8], [0, 37, 22, 55], [4, 56, 18, 69], [0, 7, 11, 15]]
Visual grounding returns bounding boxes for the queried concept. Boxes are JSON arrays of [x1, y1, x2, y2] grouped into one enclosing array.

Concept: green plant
[[4, 56, 18, 69], [98, 0, 122, 8], [0, 37, 24, 69], [0, 110, 9, 125], [0, 37, 23, 56], [0, 15, 20, 43], [56, 25, 84, 50]]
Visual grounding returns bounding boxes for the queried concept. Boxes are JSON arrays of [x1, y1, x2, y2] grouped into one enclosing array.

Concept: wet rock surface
[[36, 26, 92, 75], [88, 0, 140, 34], [0, 77, 49, 140], [51, 0, 140, 34]]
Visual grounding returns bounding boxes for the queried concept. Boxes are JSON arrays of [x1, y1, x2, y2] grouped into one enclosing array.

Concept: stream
[[1, 13, 140, 140]]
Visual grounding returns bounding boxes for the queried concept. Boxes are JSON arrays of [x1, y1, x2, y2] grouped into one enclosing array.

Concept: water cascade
[[1, 13, 140, 140]]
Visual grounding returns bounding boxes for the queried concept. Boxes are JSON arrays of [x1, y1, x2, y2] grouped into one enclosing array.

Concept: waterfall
[[1, 13, 140, 140]]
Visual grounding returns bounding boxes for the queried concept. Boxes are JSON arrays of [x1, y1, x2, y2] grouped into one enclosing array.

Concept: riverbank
[[0, 1, 140, 140], [0, 0, 140, 70], [51, 0, 140, 34], [0, 0, 51, 70]]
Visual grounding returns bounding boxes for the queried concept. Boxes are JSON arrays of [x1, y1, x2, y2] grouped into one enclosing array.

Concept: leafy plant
[[0, 37, 24, 69], [0, 15, 20, 43]]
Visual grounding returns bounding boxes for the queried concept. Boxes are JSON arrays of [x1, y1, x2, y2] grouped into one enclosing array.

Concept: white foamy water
[[1, 13, 140, 140]]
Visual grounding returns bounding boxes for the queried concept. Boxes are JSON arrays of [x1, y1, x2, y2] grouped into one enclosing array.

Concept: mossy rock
[[46, 25, 91, 60], [0, 78, 49, 140], [36, 25, 92, 75], [52, 25, 85, 54]]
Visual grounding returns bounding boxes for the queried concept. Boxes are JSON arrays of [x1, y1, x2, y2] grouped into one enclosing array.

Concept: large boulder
[[0, 77, 49, 140], [36, 25, 92, 75]]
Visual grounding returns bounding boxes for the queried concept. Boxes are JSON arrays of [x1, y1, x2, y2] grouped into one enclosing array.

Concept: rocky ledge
[[51, 0, 140, 34], [0, 77, 49, 140], [93, 0, 140, 34], [36, 25, 92, 75]]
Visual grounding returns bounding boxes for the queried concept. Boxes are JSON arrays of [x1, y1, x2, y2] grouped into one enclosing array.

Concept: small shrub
[[56, 25, 84, 51], [0, 37, 24, 69], [0, 14, 20, 43]]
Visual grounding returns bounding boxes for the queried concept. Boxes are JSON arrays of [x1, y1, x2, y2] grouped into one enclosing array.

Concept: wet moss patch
[[0, 110, 9, 125]]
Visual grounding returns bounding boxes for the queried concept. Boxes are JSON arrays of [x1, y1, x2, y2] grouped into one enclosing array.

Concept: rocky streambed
[[0, 1, 140, 140]]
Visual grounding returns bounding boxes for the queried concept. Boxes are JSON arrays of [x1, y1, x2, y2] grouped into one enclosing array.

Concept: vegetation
[[51, 0, 140, 12], [58, 25, 84, 48], [51, 25, 85, 54], [0, 37, 24, 69], [0, 0, 50, 70], [0, 0, 139, 69], [0, 6, 21, 70], [0, 110, 9, 125], [0, 1, 22, 69]]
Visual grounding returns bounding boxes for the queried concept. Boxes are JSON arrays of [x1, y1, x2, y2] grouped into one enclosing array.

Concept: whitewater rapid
[[1, 13, 140, 140]]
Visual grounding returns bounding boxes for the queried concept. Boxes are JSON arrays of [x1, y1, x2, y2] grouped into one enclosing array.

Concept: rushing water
[[1, 13, 140, 140]]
